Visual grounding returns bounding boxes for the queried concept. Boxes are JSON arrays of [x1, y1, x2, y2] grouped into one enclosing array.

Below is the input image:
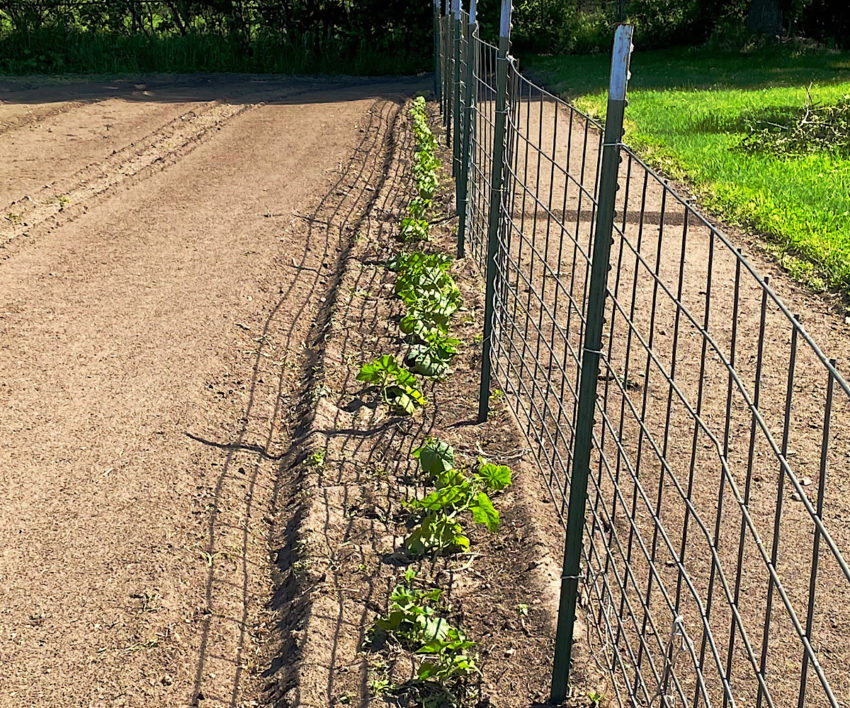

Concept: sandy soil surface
[[0, 74, 424, 708]]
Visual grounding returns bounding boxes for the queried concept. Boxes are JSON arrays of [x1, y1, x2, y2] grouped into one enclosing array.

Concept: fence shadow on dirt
[[185, 95, 411, 707]]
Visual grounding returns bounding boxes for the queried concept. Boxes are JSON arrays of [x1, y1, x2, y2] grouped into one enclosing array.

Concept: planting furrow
[[0, 81, 344, 258], [0, 99, 91, 137], [260, 98, 573, 708], [0, 82, 416, 706]]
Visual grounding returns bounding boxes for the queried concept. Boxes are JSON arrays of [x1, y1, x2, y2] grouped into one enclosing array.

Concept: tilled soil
[[0, 75, 424, 707], [256, 99, 600, 708], [4, 74, 847, 708]]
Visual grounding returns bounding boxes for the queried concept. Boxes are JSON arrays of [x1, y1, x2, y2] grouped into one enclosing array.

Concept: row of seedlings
[[354, 96, 450, 415], [358, 97, 515, 707]]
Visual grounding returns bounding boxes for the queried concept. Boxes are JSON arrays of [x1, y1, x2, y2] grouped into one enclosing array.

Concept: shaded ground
[[0, 74, 424, 707]]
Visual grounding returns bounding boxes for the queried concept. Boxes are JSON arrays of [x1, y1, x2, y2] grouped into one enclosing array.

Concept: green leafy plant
[[407, 97, 441, 216], [387, 251, 453, 274], [401, 216, 430, 242], [369, 570, 478, 706], [409, 195, 432, 219], [357, 355, 426, 415], [395, 262, 461, 314], [588, 690, 606, 707], [406, 342, 452, 378], [404, 452, 513, 557], [391, 250, 462, 379], [412, 438, 456, 477]]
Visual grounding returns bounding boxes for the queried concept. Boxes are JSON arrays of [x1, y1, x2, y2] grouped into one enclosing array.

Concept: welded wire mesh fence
[[438, 4, 850, 707]]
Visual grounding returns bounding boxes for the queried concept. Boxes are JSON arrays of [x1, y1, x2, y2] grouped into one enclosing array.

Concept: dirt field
[[4, 73, 848, 708], [0, 74, 428, 707]]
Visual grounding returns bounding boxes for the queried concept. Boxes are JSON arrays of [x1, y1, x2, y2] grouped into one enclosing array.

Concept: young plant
[[390, 251, 463, 378], [409, 195, 432, 219], [401, 216, 430, 242], [406, 342, 452, 378], [387, 251, 453, 273], [369, 570, 479, 705], [357, 355, 427, 415], [412, 438, 456, 477], [405, 450, 513, 557]]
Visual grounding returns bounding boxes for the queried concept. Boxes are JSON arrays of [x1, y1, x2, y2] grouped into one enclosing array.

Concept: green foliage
[[401, 216, 430, 243], [357, 355, 426, 416], [391, 245, 463, 381], [369, 571, 478, 706], [741, 93, 850, 157], [373, 570, 449, 646], [387, 251, 453, 274], [406, 343, 452, 378], [405, 449, 513, 557], [0, 2, 432, 75], [409, 196, 431, 219], [402, 97, 441, 243], [395, 260, 461, 316], [309, 448, 326, 468], [412, 439, 456, 477]]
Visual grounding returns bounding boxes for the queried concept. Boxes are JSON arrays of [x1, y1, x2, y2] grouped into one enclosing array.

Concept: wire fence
[[438, 3, 850, 707]]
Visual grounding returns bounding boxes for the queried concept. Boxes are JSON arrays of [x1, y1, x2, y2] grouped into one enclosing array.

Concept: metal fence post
[[549, 24, 634, 704], [433, 0, 441, 98], [443, 2, 452, 144], [456, 0, 477, 258], [441, 2, 450, 128], [452, 0, 462, 178], [476, 0, 512, 423]]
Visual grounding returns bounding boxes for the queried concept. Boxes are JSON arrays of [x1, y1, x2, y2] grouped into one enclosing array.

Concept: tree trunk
[[748, 0, 784, 35]]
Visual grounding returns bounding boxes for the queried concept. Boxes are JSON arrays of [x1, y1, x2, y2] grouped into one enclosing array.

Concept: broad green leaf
[[411, 485, 465, 512], [412, 438, 455, 477], [388, 389, 416, 416], [470, 491, 500, 533], [476, 462, 513, 491]]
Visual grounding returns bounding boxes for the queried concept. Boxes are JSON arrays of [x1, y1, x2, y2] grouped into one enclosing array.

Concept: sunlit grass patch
[[525, 47, 850, 296]]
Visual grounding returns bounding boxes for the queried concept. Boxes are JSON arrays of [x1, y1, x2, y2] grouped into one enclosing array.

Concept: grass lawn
[[523, 47, 850, 296]]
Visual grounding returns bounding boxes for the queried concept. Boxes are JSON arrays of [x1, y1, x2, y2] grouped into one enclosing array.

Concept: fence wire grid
[[438, 5, 850, 708]]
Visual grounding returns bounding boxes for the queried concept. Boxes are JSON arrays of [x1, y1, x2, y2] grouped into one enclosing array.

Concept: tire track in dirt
[[0, 80, 345, 260], [0, 99, 91, 137]]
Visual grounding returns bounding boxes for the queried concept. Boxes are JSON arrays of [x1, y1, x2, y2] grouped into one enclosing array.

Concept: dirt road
[[0, 75, 421, 707]]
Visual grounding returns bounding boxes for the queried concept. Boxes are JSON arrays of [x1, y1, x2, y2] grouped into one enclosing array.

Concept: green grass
[[524, 46, 850, 296]]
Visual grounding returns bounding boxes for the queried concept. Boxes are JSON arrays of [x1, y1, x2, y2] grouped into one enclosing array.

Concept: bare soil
[[3, 73, 846, 708], [0, 75, 428, 707]]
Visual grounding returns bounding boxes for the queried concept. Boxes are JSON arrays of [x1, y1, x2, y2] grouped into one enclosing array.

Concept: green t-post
[[433, 0, 441, 98], [452, 0, 462, 180], [456, 0, 477, 259], [477, 0, 512, 423], [549, 23, 634, 705]]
